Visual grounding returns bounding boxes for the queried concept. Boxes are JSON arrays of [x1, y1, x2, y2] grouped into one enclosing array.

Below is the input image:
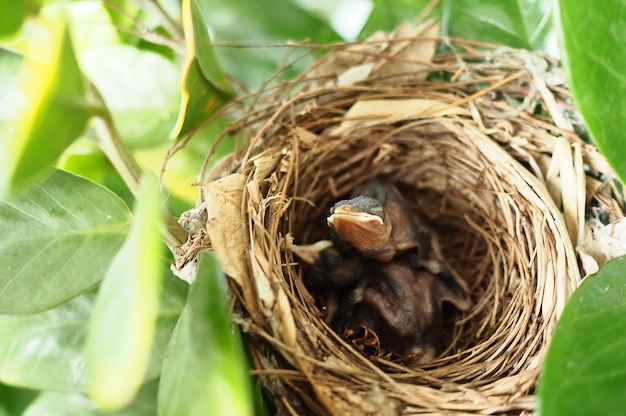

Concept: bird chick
[[291, 240, 363, 290], [338, 255, 470, 363], [291, 240, 364, 324], [327, 180, 426, 261]]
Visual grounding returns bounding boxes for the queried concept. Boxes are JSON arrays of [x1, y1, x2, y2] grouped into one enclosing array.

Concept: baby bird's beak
[[327, 202, 393, 261]]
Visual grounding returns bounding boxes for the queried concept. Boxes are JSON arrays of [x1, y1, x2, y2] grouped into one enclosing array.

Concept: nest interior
[[183, 20, 626, 416]]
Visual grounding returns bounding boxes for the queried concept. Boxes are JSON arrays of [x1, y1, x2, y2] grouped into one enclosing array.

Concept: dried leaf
[[331, 98, 470, 136], [577, 217, 626, 276], [545, 138, 585, 246], [293, 127, 321, 148], [203, 174, 247, 287], [251, 149, 282, 182], [337, 63, 374, 87], [371, 20, 439, 83]]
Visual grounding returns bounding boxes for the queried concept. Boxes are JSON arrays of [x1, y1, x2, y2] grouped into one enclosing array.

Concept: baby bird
[[338, 254, 471, 362], [291, 240, 363, 290], [327, 180, 429, 261], [296, 178, 471, 363]]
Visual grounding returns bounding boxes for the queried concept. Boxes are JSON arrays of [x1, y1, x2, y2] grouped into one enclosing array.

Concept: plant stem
[[90, 85, 188, 253]]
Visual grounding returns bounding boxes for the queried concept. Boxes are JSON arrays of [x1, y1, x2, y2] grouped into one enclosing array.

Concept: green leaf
[[158, 253, 253, 416], [0, 289, 179, 392], [193, 0, 340, 89], [0, 293, 94, 390], [22, 380, 159, 416], [554, 0, 626, 184], [173, 0, 233, 138], [537, 256, 626, 416], [0, 169, 131, 315], [86, 173, 163, 411], [361, 0, 553, 52], [173, 56, 231, 139], [59, 140, 115, 185], [0, 382, 37, 415], [1, 23, 90, 195], [187, 0, 233, 95], [445, 0, 553, 50], [361, 0, 434, 35], [80, 45, 181, 148], [0, 47, 26, 120], [0, 0, 29, 36], [102, 0, 143, 46]]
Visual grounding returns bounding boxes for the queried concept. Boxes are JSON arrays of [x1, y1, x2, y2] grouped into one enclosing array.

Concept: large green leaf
[[0, 169, 131, 315], [80, 45, 181, 148], [0, 49, 23, 180], [554, 0, 626, 183], [158, 254, 253, 416], [86, 173, 163, 411], [537, 256, 626, 416], [1, 23, 90, 195]]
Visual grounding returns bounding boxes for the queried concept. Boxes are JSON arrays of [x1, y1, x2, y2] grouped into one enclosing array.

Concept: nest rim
[[185, 25, 623, 415]]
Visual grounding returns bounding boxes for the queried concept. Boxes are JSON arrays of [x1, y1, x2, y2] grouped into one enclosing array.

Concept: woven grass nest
[[175, 19, 625, 415]]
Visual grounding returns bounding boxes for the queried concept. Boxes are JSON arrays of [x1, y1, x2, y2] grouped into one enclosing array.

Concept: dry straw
[[175, 19, 625, 415]]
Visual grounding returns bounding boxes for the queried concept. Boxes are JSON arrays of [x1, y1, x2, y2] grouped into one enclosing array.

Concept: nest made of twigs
[[175, 19, 625, 415]]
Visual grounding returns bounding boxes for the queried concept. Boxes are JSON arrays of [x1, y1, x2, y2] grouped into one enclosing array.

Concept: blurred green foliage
[[0, 0, 625, 414]]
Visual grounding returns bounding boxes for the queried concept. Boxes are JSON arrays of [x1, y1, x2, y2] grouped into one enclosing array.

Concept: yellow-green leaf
[[86, 173, 163, 411], [2, 22, 90, 195], [0, 0, 30, 36], [187, 0, 232, 95], [172, 0, 233, 139]]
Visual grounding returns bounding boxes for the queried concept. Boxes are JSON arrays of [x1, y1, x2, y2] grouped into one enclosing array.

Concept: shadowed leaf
[[193, 0, 340, 89]]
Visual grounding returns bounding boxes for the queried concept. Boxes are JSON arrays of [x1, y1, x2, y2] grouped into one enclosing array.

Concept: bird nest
[[174, 19, 625, 415]]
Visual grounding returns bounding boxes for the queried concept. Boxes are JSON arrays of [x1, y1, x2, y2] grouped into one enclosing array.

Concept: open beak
[[327, 206, 391, 260], [327, 206, 384, 233]]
